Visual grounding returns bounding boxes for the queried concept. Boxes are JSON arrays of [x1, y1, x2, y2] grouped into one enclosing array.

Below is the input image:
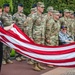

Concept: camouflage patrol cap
[[53, 10, 60, 15], [47, 6, 54, 12], [37, 2, 45, 7], [30, 8, 37, 12], [64, 9, 70, 13], [69, 10, 74, 14]]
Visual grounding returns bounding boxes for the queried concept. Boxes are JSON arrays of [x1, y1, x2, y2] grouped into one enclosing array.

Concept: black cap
[[3, 3, 9, 8], [61, 25, 67, 29], [59, 10, 62, 13], [32, 4, 37, 8], [18, 4, 23, 7]]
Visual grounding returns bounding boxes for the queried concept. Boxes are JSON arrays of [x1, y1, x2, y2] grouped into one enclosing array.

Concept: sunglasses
[[41, 7, 45, 8]]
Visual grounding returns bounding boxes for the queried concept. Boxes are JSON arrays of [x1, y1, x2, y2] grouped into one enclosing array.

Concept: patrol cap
[[69, 10, 74, 14], [47, 6, 54, 12], [32, 4, 37, 8], [37, 2, 45, 8], [53, 10, 60, 15], [18, 3, 23, 7], [3, 3, 9, 8], [64, 9, 70, 13], [59, 10, 63, 14], [61, 25, 67, 29], [30, 8, 37, 12]]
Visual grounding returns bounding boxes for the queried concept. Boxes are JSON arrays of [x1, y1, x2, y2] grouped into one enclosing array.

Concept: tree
[[0, 0, 75, 15]]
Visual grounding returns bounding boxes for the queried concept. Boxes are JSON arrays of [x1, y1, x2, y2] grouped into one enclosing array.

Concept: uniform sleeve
[[45, 19, 54, 41], [13, 14, 18, 22], [2, 15, 14, 26], [31, 13, 37, 21]]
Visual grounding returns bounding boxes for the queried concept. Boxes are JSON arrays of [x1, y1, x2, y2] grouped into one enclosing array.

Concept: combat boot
[[2, 60, 6, 65], [27, 59, 34, 65], [20, 56, 26, 61], [33, 63, 41, 71], [16, 57, 22, 62], [37, 63, 46, 70], [7, 59, 13, 64]]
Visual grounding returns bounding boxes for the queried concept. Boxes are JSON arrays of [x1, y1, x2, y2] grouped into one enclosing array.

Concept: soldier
[[26, 8, 37, 38], [59, 9, 70, 34], [45, 10, 60, 46], [23, 5, 37, 37], [13, 4, 26, 62], [46, 6, 54, 19], [28, 8, 37, 17], [29, 2, 46, 71], [68, 10, 75, 40], [13, 4, 26, 31], [32, 2, 47, 45], [45, 10, 60, 67], [24, 7, 37, 65], [0, 23, 14, 73], [1, 4, 14, 64], [45, 10, 61, 67], [44, 6, 55, 68], [59, 9, 70, 26]]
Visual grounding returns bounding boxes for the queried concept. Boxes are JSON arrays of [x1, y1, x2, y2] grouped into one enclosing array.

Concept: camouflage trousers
[[45, 36, 58, 46], [33, 31, 45, 44], [33, 31, 45, 63], [3, 45, 11, 60]]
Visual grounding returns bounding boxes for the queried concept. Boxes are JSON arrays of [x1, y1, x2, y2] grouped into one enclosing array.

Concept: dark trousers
[[0, 42, 3, 71]]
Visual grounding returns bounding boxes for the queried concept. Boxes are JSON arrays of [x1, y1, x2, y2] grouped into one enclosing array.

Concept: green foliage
[[0, 0, 75, 15], [0, 0, 13, 13]]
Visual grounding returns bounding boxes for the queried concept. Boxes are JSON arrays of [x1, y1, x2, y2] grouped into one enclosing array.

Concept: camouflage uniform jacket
[[1, 12, 14, 26], [13, 12, 26, 30], [45, 18, 60, 46]]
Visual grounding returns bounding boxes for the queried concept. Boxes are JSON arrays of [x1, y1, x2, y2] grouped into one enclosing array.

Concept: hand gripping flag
[[0, 24, 75, 67]]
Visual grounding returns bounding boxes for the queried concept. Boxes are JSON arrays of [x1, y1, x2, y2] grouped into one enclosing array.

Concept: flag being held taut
[[0, 24, 75, 67]]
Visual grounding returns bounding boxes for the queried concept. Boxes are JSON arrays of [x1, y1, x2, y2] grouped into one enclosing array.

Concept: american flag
[[0, 24, 75, 67]]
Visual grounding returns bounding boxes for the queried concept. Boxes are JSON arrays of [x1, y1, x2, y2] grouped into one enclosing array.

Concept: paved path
[[42, 67, 75, 75], [1, 61, 56, 75], [1, 60, 75, 75]]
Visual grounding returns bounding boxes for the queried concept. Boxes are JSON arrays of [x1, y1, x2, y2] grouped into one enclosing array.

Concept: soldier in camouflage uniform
[[24, 7, 37, 65], [1, 4, 14, 64], [44, 6, 55, 68], [13, 4, 26, 31], [32, 2, 47, 45], [24, 7, 37, 38], [29, 2, 47, 71], [68, 10, 75, 40], [44, 6, 54, 20], [13, 4, 26, 62], [59, 9, 71, 34], [45, 10, 61, 67], [28, 8, 37, 17], [45, 10, 60, 46]]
